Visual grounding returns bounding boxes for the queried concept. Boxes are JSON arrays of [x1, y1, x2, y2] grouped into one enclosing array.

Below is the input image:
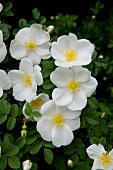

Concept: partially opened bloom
[[22, 160, 32, 170], [51, 33, 94, 68], [36, 100, 81, 147], [86, 144, 113, 170], [23, 93, 50, 121], [10, 24, 51, 65], [50, 66, 98, 110], [0, 30, 7, 63], [0, 70, 11, 98], [8, 58, 43, 101]]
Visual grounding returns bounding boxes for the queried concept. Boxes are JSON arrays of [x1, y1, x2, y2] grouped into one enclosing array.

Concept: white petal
[[55, 60, 74, 68], [77, 39, 94, 55], [36, 116, 53, 141], [71, 66, 91, 82], [30, 24, 50, 45], [75, 53, 92, 65], [109, 149, 113, 157], [0, 70, 11, 90], [52, 88, 73, 106], [67, 90, 87, 110], [0, 86, 3, 98], [65, 117, 80, 131], [36, 42, 51, 58], [33, 65, 43, 86], [19, 58, 33, 74], [15, 27, 30, 42], [27, 51, 41, 65], [50, 67, 73, 87], [51, 42, 67, 61], [8, 70, 23, 87], [52, 124, 74, 147], [80, 77, 98, 97], [0, 42, 7, 63], [86, 144, 105, 160], [0, 30, 3, 43], [63, 109, 81, 119], [13, 83, 36, 101], [10, 40, 27, 60], [22, 103, 30, 119], [41, 100, 56, 117], [91, 159, 104, 170], [57, 33, 78, 52]]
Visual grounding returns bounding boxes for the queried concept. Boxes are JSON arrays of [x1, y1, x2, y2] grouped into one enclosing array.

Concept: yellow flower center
[[26, 40, 37, 51], [99, 153, 113, 168], [30, 97, 43, 109], [67, 80, 80, 92], [65, 49, 78, 62], [22, 74, 32, 87], [52, 113, 64, 126]]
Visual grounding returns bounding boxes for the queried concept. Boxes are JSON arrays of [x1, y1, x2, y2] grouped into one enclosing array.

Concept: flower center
[[99, 153, 112, 168], [22, 74, 32, 87], [52, 114, 64, 126], [26, 40, 37, 51], [65, 49, 78, 62], [30, 98, 42, 109], [67, 80, 80, 92]]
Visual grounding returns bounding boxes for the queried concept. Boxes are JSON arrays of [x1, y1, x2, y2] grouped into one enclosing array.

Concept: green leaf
[[4, 133, 14, 144], [42, 80, 54, 90], [31, 162, 38, 170], [92, 50, 97, 60], [90, 137, 99, 144], [32, 8, 40, 19], [107, 121, 113, 128], [8, 156, 20, 169], [4, 2, 12, 11], [11, 104, 18, 117], [64, 144, 75, 155], [25, 103, 33, 116], [0, 141, 9, 152], [30, 141, 42, 154], [74, 138, 85, 148], [4, 144, 19, 156], [44, 148, 53, 164], [88, 97, 99, 108], [99, 137, 106, 146], [0, 155, 7, 169], [15, 137, 25, 149], [71, 154, 79, 166], [42, 68, 52, 78], [7, 117, 16, 130], [19, 19, 27, 28], [31, 111, 41, 117], [2, 11, 14, 16], [75, 148, 86, 160], [0, 99, 10, 115], [39, 16, 46, 24], [42, 141, 55, 148], [26, 135, 38, 145], [0, 114, 7, 124]]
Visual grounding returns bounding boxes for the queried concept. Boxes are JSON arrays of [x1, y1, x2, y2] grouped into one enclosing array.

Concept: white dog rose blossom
[[23, 93, 50, 121], [50, 66, 98, 110], [0, 30, 7, 63], [10, 24, 51, 65], [22, 160, 32, 170], [8, 58, 43, 101], [36, 100, 81, 147], [86, 144, 113, 170], [51, 33, 94, 68]]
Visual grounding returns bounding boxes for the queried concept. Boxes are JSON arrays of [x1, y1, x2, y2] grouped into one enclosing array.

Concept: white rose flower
[[23, 93, 50, 121], [51, 33, 94, 68], [22, 160, 32, 170], [50, 66, 98, 110], [86, 144, 113, 170], [10, 24, 51, 65], [36, 100, 81, 147], [0, 3, 3, 12], [0, 70, 11, 98], [8, 58, 43, 101], [0, 30, 7, 63]]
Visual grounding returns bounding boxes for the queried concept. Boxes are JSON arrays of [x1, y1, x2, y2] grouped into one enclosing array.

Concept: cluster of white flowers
[[0, 22, 98, 168]]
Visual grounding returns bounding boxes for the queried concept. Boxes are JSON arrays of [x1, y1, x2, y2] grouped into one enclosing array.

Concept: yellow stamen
[[22, 74, 32, 87], [52, 113, 64, 126], [65, 49, 78, 62], [67, 80, 80, 92], [99, 153, 112, 168], [30, 98, 42, 109], [26, 40, 37, 51]]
